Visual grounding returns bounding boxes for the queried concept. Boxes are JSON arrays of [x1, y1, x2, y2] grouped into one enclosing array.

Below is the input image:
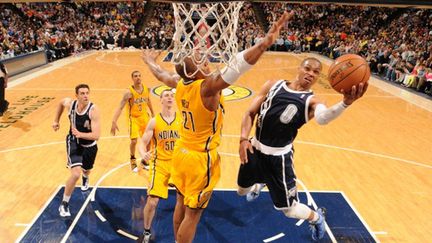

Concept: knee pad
[[282, 201, 298, 218], [282, 201, 313, 220]]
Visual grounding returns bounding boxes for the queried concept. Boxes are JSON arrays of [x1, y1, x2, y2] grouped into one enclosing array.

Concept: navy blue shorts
[[66, 135, 98, 170], [237, 146, 298, 209]]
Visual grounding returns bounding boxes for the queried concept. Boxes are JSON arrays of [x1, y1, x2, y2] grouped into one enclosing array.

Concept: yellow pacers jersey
[[127, 85, 150, 118], [152, 112, 181, 161], [175, 79, 224, 152]]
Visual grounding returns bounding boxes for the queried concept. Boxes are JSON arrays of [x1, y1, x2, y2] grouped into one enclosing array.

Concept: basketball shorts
[[129, 115, 149, 139], [147, 158, 172, 199], [237, 146, 297, 209], [66, 135, 98, 170], [170, 146, 221, 209]]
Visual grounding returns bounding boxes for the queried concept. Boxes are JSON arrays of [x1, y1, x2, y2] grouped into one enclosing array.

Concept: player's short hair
[[75, 84, 90, 94], [131, 70, 140, 78], [160, 88, 173, 98], [301, 57, 322, 69]]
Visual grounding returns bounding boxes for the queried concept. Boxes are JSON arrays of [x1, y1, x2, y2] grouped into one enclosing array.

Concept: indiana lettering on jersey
[[134, 97, 148, 104], [158, 130, 180, 140]]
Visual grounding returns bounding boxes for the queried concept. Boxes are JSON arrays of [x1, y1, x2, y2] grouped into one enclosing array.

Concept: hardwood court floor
[[0, 51, 430, 242]]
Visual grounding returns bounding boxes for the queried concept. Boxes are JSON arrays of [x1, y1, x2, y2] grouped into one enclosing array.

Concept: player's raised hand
[[142, 49, 161, 64], [341, 82, 368, 106], [261, 11, 295, 49]]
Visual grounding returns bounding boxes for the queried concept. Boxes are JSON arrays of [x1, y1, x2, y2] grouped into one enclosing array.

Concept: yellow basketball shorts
[[147, 158, 172, 199], [129, 116, 149, 139], [170, 146, 221, 209]]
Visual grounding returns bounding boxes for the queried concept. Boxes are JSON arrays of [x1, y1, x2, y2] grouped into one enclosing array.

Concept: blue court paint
[[20, 187, 376, 243]]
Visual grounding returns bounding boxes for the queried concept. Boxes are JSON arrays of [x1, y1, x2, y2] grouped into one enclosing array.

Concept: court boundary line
[[59, 162, 129, 243], [8, 87, 397, 99], [15, 185, 62, 243], [340, 191, 381, 242], [19, 186, 376, 243], [1, 135, 430, 170]]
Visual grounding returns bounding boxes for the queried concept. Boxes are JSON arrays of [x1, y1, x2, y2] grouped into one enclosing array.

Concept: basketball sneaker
[[59, 201, 71, 217], [310, 207, 326, 241], [130, 158, 138, 172], [141, 159, 149, 170], [246, 183, 265, 202], [81, 176, 89, 191], [141, 232, 151, 243]]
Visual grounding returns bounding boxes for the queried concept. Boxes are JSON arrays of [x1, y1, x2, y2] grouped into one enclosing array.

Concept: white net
[[171, 1, 244, 77]]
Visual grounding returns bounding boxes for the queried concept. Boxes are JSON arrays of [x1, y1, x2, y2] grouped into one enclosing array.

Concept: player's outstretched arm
[[244, 11, 294, 65], [311, 82, 368, 125], [205, 11, 294, 95], [142, 49, 180, 88], [111, 90, 131, 136]]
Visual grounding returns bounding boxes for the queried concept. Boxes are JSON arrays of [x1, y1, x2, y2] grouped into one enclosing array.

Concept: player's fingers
[[248, 143, 254, 154], [277, 11, 289, 26], [350, 84, 357, 97], [357, 83, 364, 97], [239, 147, 247, 164]]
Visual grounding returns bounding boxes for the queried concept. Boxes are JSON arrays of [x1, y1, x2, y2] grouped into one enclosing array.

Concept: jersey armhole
[[304, 95, 314, 123]]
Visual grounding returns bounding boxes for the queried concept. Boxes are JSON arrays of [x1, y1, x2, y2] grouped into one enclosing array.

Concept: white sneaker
[[81, 176, 89, 191], [142, 232, 151, 243], [59, 201, 71, 217], [246, 183, 265, 202]]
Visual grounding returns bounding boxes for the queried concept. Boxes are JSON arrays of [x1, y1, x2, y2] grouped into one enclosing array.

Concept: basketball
[[328, 54, 370, 93]]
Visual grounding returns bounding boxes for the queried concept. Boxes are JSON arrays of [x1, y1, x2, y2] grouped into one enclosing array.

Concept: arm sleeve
[[314, 101, 349, 125]]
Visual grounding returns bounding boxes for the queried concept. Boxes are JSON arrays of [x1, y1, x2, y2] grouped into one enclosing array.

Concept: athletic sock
[[63, 195, 71, 203]]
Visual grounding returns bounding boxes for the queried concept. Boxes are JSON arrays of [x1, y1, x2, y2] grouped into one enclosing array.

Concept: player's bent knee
[[237, 186, 252, 196], [147, 196, 159, 208]]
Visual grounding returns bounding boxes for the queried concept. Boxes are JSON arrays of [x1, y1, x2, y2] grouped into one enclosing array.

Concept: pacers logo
[[152, 85, 252, 101]]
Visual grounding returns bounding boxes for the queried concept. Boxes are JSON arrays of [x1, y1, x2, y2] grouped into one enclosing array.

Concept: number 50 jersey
[[153, 112, 181, 161]]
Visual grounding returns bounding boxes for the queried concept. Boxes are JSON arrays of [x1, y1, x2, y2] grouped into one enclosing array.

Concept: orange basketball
[[328, 54, 370, 93]]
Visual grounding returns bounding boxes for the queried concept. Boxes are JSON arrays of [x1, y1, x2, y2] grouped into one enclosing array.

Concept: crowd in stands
[[1, 2, 145, 61], [1, 2, 431, 95]]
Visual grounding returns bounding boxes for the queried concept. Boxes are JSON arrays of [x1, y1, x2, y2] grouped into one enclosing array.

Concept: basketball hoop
[[168, 1, 244, 77]]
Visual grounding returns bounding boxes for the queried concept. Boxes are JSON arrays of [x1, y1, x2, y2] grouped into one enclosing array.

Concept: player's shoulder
[[62, 97, 73, 106], [123, 88, 133, 97]]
